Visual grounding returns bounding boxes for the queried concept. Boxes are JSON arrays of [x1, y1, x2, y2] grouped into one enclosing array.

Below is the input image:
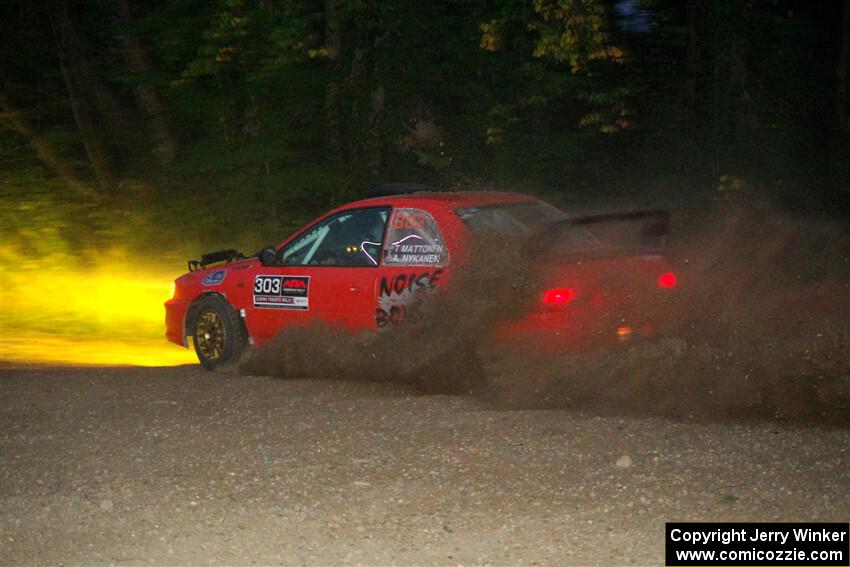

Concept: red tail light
[[542, 288, 575, 305], [657, 272, 677, 288]]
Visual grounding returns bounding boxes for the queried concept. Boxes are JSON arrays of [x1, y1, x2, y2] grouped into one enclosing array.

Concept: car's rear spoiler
[[188, 249, 247, 272], [572, 208, 670, 245], [533, 209, 670, 258]]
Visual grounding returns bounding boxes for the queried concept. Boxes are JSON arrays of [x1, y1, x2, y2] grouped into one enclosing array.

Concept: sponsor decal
[[391, 211, 427, 230], [253, 275, 310, 310], [384, 235, 445, 265], [384, 209, 447, 267], [202, 269, 227, 286], [375, 269, 443, 327]]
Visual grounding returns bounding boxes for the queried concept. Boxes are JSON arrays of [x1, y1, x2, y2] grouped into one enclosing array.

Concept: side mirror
[[258, 246, 277, 266]]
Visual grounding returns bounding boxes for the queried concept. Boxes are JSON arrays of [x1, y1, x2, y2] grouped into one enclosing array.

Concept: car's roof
[[341, 190, 543, 211]]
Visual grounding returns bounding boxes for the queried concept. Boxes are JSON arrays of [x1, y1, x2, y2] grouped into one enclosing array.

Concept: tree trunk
[[685, 0, 698, 115], [837, 0, 849, 132], [116, 0, 177, 165], [0, 94, 93, 196], [367, 85, 385, 175], [48, 1, 115, 192], [324, 0, 341, 61], [324, 0, 343, 163], [50, 2, 131, 140], [57, 48, 115, 192]]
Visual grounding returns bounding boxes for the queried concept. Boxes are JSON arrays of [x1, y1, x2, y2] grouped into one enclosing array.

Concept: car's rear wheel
[[191, 295, 246, 370]]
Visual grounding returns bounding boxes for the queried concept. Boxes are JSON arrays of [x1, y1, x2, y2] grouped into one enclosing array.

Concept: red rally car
[[165, 185, 679, 369]]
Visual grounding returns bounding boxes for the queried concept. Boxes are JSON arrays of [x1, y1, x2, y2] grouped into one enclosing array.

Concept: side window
[[384, 208, 448, 267], [281, 208, 389, 267]]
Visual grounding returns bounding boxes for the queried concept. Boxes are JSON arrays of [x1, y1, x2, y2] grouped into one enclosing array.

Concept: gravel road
[[1, 365, 848, 566]]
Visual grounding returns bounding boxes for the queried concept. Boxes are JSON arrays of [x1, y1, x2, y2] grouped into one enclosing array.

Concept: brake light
[[542, 288, 575, 305], [657, 272, 677, 288]]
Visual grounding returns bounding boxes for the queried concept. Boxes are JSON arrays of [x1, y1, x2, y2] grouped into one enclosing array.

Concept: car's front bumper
[[164, 297, 190, 347]]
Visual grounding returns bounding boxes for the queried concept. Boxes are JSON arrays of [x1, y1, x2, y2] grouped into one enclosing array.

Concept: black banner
[[666, 523, 849, 566]]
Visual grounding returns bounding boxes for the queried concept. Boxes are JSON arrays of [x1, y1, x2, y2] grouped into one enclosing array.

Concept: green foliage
[[1, 0, 848, 267], [531, 0, 616, 72], [177, 0, 322, 84]]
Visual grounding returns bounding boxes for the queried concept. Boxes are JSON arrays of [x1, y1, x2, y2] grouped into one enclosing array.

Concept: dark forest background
[[2, 0, 849, 258]]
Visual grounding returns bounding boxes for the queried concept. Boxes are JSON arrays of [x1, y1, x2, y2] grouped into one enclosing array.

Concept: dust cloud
[[242, 202, 850, 426]]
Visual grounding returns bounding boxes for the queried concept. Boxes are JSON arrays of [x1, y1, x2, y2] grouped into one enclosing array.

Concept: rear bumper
[[496, 307, 677, 354], [164, 298, 190, 347]]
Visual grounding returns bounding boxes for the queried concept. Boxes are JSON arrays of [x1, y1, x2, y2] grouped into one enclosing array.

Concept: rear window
[[455, 202, 567, 235]]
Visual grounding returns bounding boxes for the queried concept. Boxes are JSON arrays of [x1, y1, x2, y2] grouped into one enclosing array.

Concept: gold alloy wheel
[[196, 310, 226, 361]]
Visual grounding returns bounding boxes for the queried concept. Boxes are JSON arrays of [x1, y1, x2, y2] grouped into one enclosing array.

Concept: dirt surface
[[2, 365, 848, 566]]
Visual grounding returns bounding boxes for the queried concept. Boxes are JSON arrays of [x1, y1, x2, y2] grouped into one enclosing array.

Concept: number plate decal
[[253, 275, 310, 310]]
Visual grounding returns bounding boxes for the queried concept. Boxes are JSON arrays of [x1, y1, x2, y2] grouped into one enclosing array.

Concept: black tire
[[190, 295, 246, 370]]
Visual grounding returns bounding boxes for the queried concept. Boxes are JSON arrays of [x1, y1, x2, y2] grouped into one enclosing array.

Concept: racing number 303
[[253, 275, 310, 310], [255, 276, 280, 294]]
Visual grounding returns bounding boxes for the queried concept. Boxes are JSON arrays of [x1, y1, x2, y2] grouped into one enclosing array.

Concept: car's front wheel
[[191, 295, 246, 370]]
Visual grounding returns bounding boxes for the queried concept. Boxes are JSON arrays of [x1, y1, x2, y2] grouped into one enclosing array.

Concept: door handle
[[348, 285, 363, 292]]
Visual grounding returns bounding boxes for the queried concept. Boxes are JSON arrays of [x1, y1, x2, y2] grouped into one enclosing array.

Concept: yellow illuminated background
[[1, 243, 197, 367]]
